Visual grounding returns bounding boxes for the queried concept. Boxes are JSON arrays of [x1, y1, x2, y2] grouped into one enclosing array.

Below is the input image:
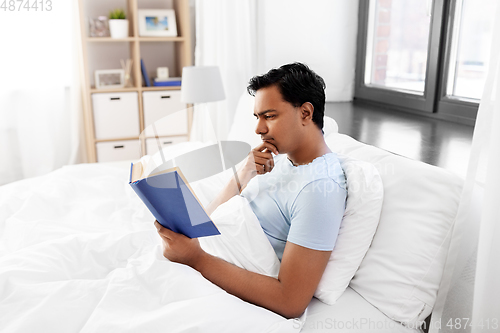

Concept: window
[[443, 0, 495, 101], [364, 0, 432, 95], [355, 0, 496, 125]]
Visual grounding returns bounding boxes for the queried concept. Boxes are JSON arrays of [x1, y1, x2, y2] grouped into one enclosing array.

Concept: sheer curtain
[[191, 0, 358, 141], [0, 2, 84, 186], [191, 0, 258, 142], [430, 3, 500, 332]]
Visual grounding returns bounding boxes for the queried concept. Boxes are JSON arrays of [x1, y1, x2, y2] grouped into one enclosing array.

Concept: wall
[[256, 0, 359, 101]]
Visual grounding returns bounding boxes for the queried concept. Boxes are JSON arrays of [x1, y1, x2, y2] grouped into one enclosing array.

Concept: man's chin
[[262, 139, 278, 150]]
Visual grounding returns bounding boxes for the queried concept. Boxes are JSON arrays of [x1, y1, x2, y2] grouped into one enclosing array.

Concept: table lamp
[[177, 66, 245, 189], [181, 66, 226, 104], [181, 66, 226, 143]]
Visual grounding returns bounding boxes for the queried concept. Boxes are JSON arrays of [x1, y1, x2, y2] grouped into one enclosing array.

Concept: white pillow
[[325, 133, 463, 327], [227, 92, 339, 147], [314, 155, 383, 304], [322, 116, 339, 137], [199, 195, 281, 278]]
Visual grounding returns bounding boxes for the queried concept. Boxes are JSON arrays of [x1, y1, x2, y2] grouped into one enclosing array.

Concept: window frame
[[354, 0, 479, 126], [435, 0, 479, 121]]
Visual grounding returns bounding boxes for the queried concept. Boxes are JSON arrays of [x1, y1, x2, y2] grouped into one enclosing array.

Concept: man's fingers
[[254, 150, 274, 166], [254, 141, 278, 155], [255, 163, 267, 174], [253, 156, 272, 166], [154, 220, 174, 240], [244, 141, 277, 176], [256, 160, 272, 173], [253, 150, 273, 160], [253, 156, 274, 173]]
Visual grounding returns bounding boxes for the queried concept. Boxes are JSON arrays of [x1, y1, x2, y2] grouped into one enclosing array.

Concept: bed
[[0, 94, 466, 332]]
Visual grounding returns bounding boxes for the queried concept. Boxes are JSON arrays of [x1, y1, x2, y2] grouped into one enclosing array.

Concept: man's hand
[[237, 141, 278, 188], [206, 141, 278, 216], [155, 220, 205, 267]]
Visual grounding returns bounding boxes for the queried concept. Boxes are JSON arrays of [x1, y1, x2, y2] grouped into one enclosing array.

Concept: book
[[153, 77, 181, 87], [141, 59, 151, 87], [153, 80, 182, 87], [129, 161, 220, 238]]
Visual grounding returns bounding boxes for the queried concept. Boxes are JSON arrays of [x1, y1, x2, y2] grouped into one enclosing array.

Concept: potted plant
[[109, 9, 128, 39]]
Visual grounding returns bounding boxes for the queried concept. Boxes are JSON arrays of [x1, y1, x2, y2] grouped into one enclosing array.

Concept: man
[[155, 62, 347, 319]]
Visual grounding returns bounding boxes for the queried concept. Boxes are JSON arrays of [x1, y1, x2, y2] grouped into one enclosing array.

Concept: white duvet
[[0, 162, 303, 333]]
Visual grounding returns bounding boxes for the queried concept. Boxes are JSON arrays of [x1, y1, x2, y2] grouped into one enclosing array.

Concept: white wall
[[256, 0, 359, 101]]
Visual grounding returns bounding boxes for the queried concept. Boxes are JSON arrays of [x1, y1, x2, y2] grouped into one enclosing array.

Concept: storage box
[[142, 90, 188, 137], [96, 140, 141, 162], [146, 136, 188, 155], [92, 92, 140, 140]]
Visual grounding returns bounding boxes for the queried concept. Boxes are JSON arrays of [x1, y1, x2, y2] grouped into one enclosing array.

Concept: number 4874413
[[1, 0, 53, 11]]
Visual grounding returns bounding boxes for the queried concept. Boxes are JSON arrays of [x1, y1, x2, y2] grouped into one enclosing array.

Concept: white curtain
[[0, 2, 84, 186], [256, 0, 359, 102], [430, 3, 500, 332], [191, 0, 257, 142]]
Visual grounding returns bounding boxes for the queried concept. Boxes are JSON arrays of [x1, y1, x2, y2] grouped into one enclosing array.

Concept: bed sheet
[[0, 162, 302, 333], [302, 287, 421, 333]]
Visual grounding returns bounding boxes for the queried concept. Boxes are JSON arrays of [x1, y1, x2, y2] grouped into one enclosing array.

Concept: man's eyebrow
[[253, 109, 276, 117]]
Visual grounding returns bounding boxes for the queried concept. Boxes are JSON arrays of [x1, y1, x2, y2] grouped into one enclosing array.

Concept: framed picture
[[95, 69, 125, 89], [89, 16, 110, 37], [138, 9, 178, 37]]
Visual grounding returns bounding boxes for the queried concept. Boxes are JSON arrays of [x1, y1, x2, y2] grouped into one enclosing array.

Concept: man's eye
[[265, 115, 275, 119]]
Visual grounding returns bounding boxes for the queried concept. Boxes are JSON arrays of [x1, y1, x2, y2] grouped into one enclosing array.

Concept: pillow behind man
[[314, 154, 383, 304], [327, 132, 463, 326]]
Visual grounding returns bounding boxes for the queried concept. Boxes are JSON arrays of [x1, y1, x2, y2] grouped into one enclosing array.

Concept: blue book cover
[[141, 59, 151, 87], [130, 165, 220, 238], [153, 80, 182, 87]]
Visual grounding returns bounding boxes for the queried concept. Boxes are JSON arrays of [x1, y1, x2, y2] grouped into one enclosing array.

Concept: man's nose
[[255, 118, 268, 135]]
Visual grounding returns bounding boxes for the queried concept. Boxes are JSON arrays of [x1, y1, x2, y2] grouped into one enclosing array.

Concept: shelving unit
[[78, 0, 193, 162]]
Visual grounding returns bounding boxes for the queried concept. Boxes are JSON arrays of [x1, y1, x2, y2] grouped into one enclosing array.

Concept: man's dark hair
[[247, 62, 326, 130]]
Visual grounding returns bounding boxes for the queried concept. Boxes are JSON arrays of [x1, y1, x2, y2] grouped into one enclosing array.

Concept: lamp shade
[[181, 66, 226, 103]]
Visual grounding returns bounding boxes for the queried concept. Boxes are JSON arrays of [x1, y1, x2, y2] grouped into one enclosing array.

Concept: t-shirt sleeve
[[287, 178, 347, 251]]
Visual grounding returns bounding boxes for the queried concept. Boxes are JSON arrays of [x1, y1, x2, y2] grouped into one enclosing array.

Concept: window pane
[[447, 0, 496, 100], [365, 0, 432, 94]]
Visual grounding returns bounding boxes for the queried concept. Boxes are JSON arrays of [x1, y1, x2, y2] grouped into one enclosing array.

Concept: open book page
[[130, 155, 209, 213], [131, 140, 211, 182], [131, 155, 158, 182]]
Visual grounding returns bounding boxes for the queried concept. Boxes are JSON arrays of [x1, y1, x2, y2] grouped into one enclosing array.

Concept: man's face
[[253, 85, 303, 154]]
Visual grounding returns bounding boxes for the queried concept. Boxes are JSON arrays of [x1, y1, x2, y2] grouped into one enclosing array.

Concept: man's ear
[[300, 102, 314, 125]]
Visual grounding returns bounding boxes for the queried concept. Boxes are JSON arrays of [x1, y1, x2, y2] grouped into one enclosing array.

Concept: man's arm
[[205, 173, 240, 216], [206, 141, 278, 216], [155, 221, 330, 319]]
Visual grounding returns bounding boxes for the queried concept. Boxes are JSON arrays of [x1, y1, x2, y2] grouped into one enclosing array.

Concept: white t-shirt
[[241, 153, 347, 261]]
